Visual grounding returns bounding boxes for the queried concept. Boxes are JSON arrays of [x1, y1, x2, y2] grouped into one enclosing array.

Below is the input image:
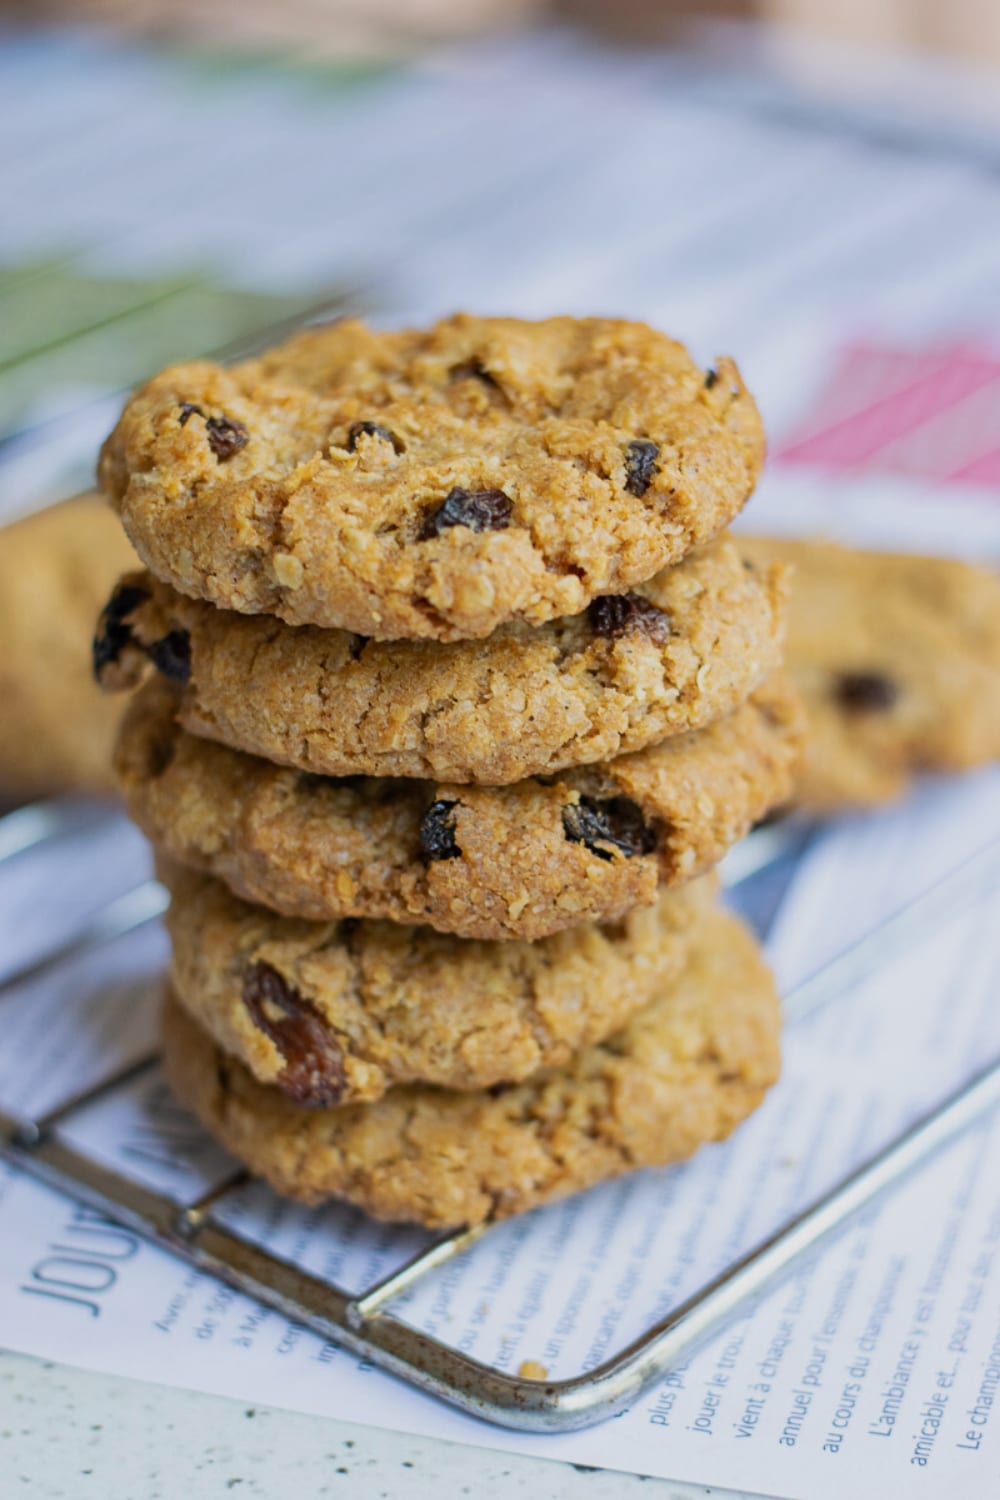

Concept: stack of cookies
[[94, 315, 801, 1230]]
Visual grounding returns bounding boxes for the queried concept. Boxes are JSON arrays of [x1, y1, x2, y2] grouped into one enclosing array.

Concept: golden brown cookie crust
[[0, 495, 136, 803], [741, 537, 1000, 810], [162, 903, 780, 1229], [162, 865, 713, 1108], [118, 676, 802, 940], [96, 536, 788, 784], [98, 315, 764, 641]]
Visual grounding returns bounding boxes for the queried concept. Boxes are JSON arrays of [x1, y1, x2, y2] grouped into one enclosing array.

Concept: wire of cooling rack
[[1, 827, 998, 1431]]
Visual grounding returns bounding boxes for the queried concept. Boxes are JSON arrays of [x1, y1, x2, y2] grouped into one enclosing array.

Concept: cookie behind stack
[[741, 537, 1000, 811], [0, 495, 137, 802], [95, 314, 797, 1228]]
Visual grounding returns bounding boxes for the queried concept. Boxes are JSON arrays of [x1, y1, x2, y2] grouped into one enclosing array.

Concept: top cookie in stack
[[97, 313, 766, 639], [94, 314, 798, 1227]]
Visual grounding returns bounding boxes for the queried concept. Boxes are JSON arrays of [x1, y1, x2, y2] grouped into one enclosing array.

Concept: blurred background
[[1, 0, 1000, 528], [1, 0, 999, 806], [3, 0, 1000, 522]]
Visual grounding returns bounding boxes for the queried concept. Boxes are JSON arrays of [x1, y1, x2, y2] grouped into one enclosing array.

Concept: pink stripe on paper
[[776, 348, 1000, 471], [948, 448, 1000, 489]]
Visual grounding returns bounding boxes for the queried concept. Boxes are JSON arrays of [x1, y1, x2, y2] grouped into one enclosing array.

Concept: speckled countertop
[[0, 1349, 763, 1499]]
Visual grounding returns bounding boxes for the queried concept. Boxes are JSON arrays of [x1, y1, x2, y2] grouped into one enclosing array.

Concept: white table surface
[[1, 1348, 765, 1499]]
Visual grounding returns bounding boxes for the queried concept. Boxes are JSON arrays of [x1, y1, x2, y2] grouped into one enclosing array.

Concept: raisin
[[835, 671, 898, 713], [92, 582, 150, 678], [242, 962, 346, 1107], [345, 420, 403, 454], [624, 439, 659, 497], [93, 583, 194, 687], [178, 402, 204, 426], [204, 414, 249, 462], [588, 593, 671, 644], [449, 358, 500, 390], [563, 796, 656, 861], [148, 629, 191, 685], [92, 621, 129, 679], [704, 368, 719, 390], [419, 800, 461, 862], [100, 581, 149, 627], [421, 487, 512, 538]]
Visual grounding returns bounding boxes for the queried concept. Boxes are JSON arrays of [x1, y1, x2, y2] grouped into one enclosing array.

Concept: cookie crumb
[[518, 1360, 548, 1380]]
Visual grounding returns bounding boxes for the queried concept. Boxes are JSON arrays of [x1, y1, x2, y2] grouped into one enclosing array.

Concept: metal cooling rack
[[2, 804, 999, 1433]]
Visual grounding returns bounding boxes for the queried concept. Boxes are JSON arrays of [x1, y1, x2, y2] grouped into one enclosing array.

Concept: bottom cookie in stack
[[163, 897, 780, 1230]]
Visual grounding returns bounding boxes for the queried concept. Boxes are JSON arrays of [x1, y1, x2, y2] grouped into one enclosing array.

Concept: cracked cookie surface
[[95, 536, 788, 784], [119, 675, 801, 940], [98, 314, 764, 641], [162, 865, 713, 1108], [162, 903, 780, 1229], [742, 537, 1000, 810]]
